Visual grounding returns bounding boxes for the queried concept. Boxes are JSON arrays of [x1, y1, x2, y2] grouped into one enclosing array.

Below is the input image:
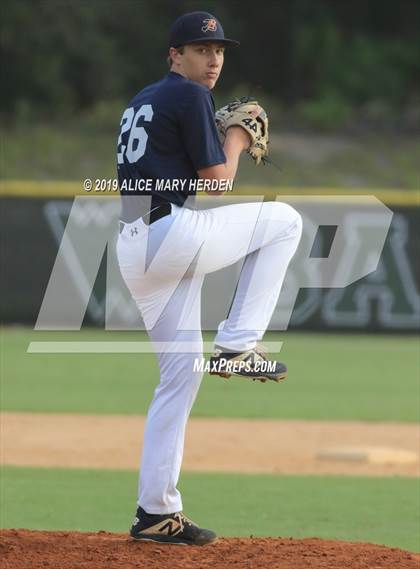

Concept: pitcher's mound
[[0, 529, 418, 569]]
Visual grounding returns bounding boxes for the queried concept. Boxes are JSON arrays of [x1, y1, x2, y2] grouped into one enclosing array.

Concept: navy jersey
[[117, 71, 226, 222]]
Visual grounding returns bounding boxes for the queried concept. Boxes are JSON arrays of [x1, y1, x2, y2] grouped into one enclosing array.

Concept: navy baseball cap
[[169, 11, 240, 48]]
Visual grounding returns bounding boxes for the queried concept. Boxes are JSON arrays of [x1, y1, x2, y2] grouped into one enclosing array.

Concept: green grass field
[[1, 328, 418, 421], [2, 467, 419, 551], [1, 327, 419, 551], [2, 122, 418, 189]]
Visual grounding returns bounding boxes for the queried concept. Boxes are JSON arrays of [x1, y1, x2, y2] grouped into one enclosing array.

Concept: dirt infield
[[2, 415, 419, 567], [1, 530, 419, 569], [2, 412, 419, 476]]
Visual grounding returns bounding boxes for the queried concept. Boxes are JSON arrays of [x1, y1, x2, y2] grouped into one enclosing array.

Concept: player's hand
[[215, 99, 269, 164], [225, 105, 263, 151], [225, 125, 252, 151], [248, 104, 263, 118]]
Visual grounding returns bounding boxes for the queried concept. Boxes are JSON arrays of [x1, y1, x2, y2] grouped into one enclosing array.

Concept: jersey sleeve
[[180, 86, 226, 171]]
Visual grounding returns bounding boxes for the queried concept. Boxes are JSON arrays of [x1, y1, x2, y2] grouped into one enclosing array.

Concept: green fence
[[0, 183, 418, 330]]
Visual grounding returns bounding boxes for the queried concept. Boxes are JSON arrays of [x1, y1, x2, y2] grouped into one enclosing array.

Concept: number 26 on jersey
[[117, 105, 153, 165]]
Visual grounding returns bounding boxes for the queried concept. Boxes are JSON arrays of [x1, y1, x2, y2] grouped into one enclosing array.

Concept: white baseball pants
[[117, 201, 302, 514]]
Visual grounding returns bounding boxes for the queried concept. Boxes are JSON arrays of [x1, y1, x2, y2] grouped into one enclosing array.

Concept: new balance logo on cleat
[[148, 514, 184, 536], [130, 507, 217, 546]]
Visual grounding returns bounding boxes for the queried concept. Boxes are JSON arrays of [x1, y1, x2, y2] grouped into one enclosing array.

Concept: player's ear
[[169, 47, 182, 67]]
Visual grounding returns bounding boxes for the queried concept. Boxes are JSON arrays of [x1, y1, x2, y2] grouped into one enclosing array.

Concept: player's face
[[175, 43, 225, 89]]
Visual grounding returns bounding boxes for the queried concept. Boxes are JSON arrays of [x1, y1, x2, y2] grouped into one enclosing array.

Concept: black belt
[[147, 202, 172, 224], [119, 199, 171, 233]]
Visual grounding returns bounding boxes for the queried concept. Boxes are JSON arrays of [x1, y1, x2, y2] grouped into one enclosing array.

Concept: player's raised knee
[[292, 208, 303, 237], [266, 201, 302, 225]]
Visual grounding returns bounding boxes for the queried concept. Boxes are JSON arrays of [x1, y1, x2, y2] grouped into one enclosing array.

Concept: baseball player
[[116, 11, 302, 545]]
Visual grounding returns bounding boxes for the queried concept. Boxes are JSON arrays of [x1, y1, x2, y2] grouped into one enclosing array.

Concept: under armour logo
[[130, 227, 138, 236], [202, 18, 217, 32]]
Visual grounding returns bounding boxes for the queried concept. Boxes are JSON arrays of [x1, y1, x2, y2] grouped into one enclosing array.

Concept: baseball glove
[[215, 97, 269, 165]]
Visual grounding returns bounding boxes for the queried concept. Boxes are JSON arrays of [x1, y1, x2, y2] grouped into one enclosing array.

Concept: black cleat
[[130, 506, 217, 546], [209, 344, 287, 383]]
